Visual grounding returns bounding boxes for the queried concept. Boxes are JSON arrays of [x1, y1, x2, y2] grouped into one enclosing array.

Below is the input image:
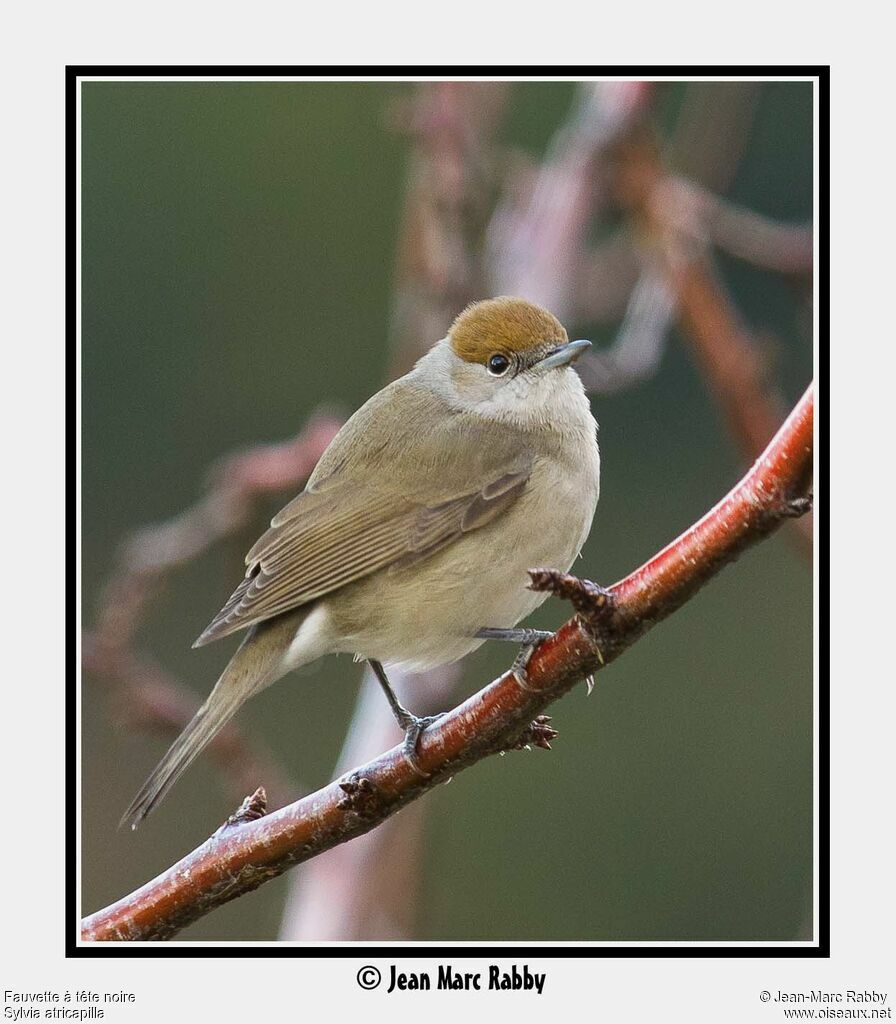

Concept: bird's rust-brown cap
[[449, 297, 568, 365]]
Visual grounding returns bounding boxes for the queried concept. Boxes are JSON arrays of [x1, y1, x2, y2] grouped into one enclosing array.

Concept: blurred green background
[[81, 80, 813, 941]]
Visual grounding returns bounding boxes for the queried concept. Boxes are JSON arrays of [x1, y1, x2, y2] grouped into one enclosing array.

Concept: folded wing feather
[[193, 379, 533, 648]]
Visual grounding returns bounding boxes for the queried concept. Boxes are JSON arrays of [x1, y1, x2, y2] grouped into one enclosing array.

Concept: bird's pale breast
[[324, 424, 600, 672]]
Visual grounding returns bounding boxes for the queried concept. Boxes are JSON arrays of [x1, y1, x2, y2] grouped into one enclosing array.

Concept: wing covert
[[193, 381, 532, 647]]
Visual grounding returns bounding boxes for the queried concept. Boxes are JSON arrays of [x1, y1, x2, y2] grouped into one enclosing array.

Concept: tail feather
[[121, 609, 307, 829], [119, 689, 247, 829]]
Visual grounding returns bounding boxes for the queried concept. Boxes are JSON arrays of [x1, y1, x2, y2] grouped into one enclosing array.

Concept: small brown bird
[[123, 297, 600, 827]]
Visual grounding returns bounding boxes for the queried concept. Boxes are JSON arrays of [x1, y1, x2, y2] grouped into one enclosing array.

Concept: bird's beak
[[535, 339, 592, 371]]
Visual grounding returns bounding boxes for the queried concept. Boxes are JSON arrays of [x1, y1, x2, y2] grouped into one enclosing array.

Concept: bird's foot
[[367, 658, 443, 774], [476, 626, 554, 691], [510, 644, 541, 691], [396, 711, 447, 777]]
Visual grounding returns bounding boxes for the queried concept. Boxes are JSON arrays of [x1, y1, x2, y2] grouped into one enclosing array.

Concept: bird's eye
[[487, 353, 510, 376]]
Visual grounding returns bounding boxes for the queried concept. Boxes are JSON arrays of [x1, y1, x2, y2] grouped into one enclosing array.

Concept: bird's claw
[[511, 643, 542, 691], [399, 712, 447, 776], [475, 626, 554, 691]]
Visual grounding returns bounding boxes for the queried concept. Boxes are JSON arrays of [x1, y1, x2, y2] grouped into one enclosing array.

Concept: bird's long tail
[[120, 609, 304, 830]]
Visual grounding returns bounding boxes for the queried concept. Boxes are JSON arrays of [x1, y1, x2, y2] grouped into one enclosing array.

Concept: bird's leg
[[367, 659, 444, 773], [475, 627, 554, 688], [475, 627, 554, 645]]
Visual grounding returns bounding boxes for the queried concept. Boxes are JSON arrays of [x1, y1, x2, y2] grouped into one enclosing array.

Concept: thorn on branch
[[780, 494, 813, 518], [216, 787, 267, 835], [527, 568, 617, 636], [507, 715, 560, 752], [337, 773, 381, 819]]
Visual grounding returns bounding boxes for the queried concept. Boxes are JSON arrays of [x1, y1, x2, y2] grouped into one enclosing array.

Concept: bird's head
[[422, 297, 592, 425]]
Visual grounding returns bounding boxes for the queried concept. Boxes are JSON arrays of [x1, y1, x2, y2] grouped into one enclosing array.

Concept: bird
[[122, 296, 600, 828]]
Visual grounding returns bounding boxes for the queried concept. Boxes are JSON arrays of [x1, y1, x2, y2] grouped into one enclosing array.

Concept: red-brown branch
[[81, 384, 813, 942]]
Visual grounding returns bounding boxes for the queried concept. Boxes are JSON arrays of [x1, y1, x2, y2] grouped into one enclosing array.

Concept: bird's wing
[[193, 380, 533, 647]]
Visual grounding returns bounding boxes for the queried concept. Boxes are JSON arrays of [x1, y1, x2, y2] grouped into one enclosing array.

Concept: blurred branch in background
[[83, 412, 342, 811], [571, 82, 758, 386], [608, 119, 813, 552], [487, 80, 651, 319], [81, 385, 813, 942], [82, 79, 815, 940], [668, 81, 760, 192], [576, 268, 676, 395]]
